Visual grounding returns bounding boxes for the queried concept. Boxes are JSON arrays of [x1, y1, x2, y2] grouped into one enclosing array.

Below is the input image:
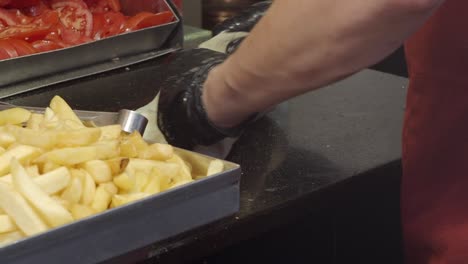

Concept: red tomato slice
[[85, 0, 119, 13], [33, 9, 59, 26], [92, 11, 125, 39], [0, 39, 18, 58], [51, 0, 93, 37], [106, 0, 120, 12], [0, 8, 36, 27], [0, 47, 10, 59], [31, 39, 63, 52], [123, 11, 173, 32], [8, 38, 35, 55], [21, 1, 51, 17], [0, 25, 50, 41], [8, 0, 40, 9]]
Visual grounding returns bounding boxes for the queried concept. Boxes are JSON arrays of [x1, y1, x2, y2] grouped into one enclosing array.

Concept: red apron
[[403, 0, 468, 263]]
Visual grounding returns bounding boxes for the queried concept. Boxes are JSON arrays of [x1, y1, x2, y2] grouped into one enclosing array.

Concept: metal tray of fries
[[0, 98, 241, 264], [0, 0, 184, 99]]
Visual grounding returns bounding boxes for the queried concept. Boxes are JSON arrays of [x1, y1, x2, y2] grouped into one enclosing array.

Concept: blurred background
[[183, 0, 262, 29]]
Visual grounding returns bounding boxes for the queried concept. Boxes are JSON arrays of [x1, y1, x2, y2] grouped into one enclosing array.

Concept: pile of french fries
[[0, 96, 224, 247]]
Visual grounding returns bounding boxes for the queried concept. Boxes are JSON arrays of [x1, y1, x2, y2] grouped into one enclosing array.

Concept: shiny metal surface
[[118, 109, 149, 134]]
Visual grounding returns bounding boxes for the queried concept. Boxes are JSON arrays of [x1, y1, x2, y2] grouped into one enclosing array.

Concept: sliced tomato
[[92, 11, 125, 39], [106, 0, 120, 12], [87, 0, 119, 12], [123, 11, 173, 32], [51, 0, 93, 37], [0, 8, 20, 26], [8, 0, 40, 9], [0, 39, 18, 58], [8, 38, 35, 55], [21, 1, 51, 17], [0, 24, 50, 41], [31, 39, 63, 52], [43, 30, 69, 47], [32, 9, 59, 26]]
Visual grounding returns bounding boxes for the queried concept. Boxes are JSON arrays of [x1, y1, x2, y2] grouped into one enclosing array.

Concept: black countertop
[[2, 49, 408, 263]]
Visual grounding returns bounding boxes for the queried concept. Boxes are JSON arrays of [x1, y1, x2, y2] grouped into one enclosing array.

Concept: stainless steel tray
[[0, 148, 241, 264], [0, 0, 184, 99]]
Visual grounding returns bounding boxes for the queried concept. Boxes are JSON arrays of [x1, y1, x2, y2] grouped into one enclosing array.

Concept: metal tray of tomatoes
[[0, 147, 241, 264], [0, 0, 183, 99]]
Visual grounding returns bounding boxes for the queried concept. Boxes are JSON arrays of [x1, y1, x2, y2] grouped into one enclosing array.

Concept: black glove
[[156, 1, 273, 150]]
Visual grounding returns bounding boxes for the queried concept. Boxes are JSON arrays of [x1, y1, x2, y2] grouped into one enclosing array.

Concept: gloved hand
[[136, 1, 272, 158]]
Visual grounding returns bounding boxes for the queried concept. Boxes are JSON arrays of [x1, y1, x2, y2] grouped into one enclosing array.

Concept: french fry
[[99, 182, 118, 195], [113, 172, 134, 192], [26, 165, 40, 178], [6, 125, 57, 149], [62, 120, 84, 130], [0, 215, 16, 233], [91, 186, 112, 213], [11, 159, 73, 228], [41, 161, 61, 174], [51, 196, 72, 211], [99, 125, 122, 141], [207, 159, 224, 176], [0, 147, 5, 156], [43, 107, 56, 121], [61, 176, 83, 204], [143, 168, 162, 194], [126, 159, 180, 180], [111, 193, 150, 208], [138, 143, 174, 161], [26, 113, 44, 130], [93, 140, 120, 160], [41, 108, 60, 129], [77, 169, 95, 205], [81, 160, 112, 183], [1, 167, 71, 195], [166, 154, 193, 182], [0, 181, 47, 236], [0, 145, 42, 176], [0, 231, 24, 247], [35, 167, 71, 195], [55, 127, 101, 148], [0, 108, 31, 126], [120, 132, 148, 158], [132, 170, 150, 193], [37, 146, 97, 166], [0, 132, 14, 148], [49, 96, 84, 126], [70, 204, 95, 220], [105, 157, 129, 175]]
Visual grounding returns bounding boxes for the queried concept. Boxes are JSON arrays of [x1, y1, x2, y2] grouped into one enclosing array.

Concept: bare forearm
[[203, 0, 443, 127]]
